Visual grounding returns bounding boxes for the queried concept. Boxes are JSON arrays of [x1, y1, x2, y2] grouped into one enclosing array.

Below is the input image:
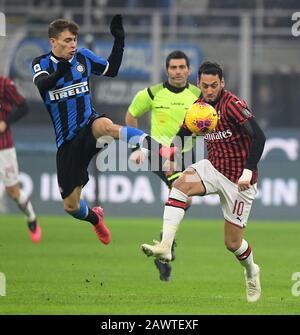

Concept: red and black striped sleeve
[[226, 97, 254, 125], [5, 78, 25, 105], [227, 95, 266, 170], [4, 78, 29, 126]]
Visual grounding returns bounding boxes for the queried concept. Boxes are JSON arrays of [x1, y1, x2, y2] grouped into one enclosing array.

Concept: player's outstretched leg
[[244, 264, 261, 302], [225, 219, 261, 302], [92, 206, 111, 245], [153, 194, 192, 281], [27, 219, 42, 244], [66, 196, 111, 245], [12, 188, 42, 243], [154, 259, 172, 281], [233, 238, 261, 302], [142, 239, 173, 262], [141, 188, 187, 262]]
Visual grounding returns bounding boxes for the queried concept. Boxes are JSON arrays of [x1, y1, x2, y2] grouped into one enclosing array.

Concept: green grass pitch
[[0, 215, 299, 315]]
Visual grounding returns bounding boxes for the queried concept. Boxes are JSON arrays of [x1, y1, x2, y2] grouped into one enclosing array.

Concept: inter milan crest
[[76, 63, 85, 73]]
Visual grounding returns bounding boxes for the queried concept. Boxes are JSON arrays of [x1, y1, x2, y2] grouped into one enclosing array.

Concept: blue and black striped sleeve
[[82, 41, 124, 78], [81, 48, 109, 76], [32, 56, 60, 95]]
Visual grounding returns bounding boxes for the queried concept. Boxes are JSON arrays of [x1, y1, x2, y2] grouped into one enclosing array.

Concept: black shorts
[[56, 115, 105, 199]]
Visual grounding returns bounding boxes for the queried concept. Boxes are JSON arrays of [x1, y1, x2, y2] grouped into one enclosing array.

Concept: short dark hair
[[198, 61, 223, 80], [48, 19, 79, 38], [165, 50, 190, 69]]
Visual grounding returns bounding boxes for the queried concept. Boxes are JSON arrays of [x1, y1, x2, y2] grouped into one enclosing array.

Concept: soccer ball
[[184, 102, 218, 135]]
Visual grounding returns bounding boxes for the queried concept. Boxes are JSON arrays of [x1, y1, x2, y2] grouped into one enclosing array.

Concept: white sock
[[16, 190, 36, 222], [234, 239, 257, 277], [161, 188, 188, 248]]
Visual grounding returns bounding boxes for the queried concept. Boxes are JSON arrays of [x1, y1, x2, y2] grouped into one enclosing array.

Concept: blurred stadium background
[[0, 0, 298, 220], [0, 0, 300, 316]]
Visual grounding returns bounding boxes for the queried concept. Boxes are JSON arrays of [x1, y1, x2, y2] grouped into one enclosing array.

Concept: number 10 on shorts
[[233, 200, 245, 216]]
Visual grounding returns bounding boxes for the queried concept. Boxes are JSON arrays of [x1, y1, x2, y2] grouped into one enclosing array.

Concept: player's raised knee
[[92, 118, 120, 138], [173, 170, 203, 196], [6, 185, 20, 200], [104, 122, 118, 135], [172, 177, 188, 193], [63, 202, 80, 214]]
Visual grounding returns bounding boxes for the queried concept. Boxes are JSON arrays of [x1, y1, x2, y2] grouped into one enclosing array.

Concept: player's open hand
[[238, 168, 252, 192], [110, 15, 125, 40]]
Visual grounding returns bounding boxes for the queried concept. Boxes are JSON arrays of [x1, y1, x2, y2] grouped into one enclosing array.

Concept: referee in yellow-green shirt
[[125, 50, 201, 282]]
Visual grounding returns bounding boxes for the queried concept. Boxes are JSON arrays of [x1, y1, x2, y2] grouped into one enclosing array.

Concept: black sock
[[27, 220, 37, 232], [84, 208, 98, 225]]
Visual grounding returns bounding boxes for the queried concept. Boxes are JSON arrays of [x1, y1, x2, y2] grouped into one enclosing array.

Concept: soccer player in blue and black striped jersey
[[32, 15, 164, 245]]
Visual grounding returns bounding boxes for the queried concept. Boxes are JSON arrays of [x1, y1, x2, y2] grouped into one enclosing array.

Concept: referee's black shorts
[[56, 115, 106, 199]]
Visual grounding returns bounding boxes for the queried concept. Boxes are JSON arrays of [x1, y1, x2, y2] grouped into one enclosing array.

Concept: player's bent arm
[[34, 72, 61, 95], [242, 118, 266, 171], [125, 112, 138, 128], [6, 101, 29, 126], [238, 118, 266, 191], [104, 15, 124, 77], [127, 89, 152, 120], [33, 60, 72, 94], [104, 38, 124, 77]]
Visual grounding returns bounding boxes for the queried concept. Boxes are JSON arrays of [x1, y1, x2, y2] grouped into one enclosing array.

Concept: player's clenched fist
[[238, 168, 252, 192], [110, 15, 125, 40]]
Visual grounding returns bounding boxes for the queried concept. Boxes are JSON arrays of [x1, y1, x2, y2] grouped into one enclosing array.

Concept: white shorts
[[190, 159, 257, 228], [0, 147, 19, 187]]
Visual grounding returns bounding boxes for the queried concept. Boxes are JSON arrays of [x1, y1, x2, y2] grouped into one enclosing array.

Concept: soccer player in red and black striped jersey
[[0, 76, 41, 243], [142, 61, 266, 302]]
